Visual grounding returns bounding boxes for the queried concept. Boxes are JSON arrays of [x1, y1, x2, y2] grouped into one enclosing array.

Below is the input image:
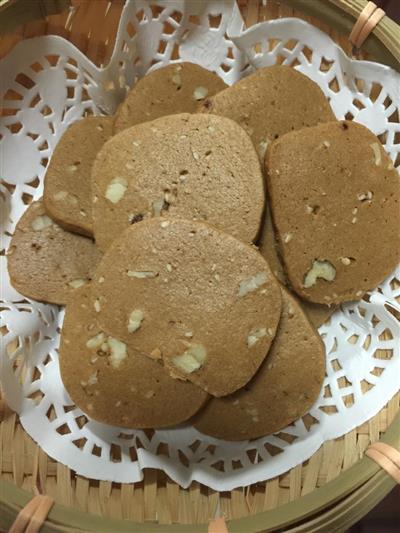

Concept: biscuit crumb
[[258, 138, 269, 159], [283, 232, 293, 243], [160, 220, 170, 228], [67, 163, 79, 172], [247, 328, 267, 347], [172, 344, 207, 374], [94, 299, 101, 312], [304, 260, 336, 288], [341, 257, 351, 266], [184, 331, 193, 338], [98, 276, 105, 283], [352, 217, 357, 224], [128, 309, 144, 333], [193, 86, 208, 100], [323, 140, 330, 148], [31, 215, 52, 231], [149, 348, 162, 359], [68, 278, 87, 289], [238, 272, 268, 297], [166, 263, 173, 272], [105, 176, 128, 204]]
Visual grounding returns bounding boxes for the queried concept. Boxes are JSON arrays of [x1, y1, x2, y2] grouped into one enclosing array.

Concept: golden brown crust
[[91, 217, 282, 397], [43, 116, 112, 236], [7, 201, 102, 305], [258, 208, 336, 327], [200, 65, 335, 157], [92, 113, 265, 251], [194, 287, 326, 440], [59, 286, 208, 428], [113, 62, 227, 133], [266, 120, 400, 304]]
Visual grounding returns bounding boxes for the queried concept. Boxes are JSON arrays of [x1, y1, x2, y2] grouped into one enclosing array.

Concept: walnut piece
[[105, 176, 128, 204], [193, 86, 208, 100], [107, 337, 128, 368], [68, 278, 87, 289], [127, 270, 158, 278], [304, 260, 336, 288], [370, 142, 382, 166], [172, 344, 207, 374], [128, 309, 144, 333], [247, 328, 267, 347], [238, 272, 268, 297], [53, 190, 68, 201], [86, 332, 106, 350], [31, 215, 53, 231]]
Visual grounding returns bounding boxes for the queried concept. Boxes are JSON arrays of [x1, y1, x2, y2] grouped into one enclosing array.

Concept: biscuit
[[43, 116, 112, 236], [92, 113, 264, 251], [113, 62, 227, 133], [258, 208, 335, 327], [266, 120, 400, 304], [59, 286, 208, 428], [194, 287, 326, 440], [7, 200, 102, 305], [201, 65, 335, 157], [91, 218, 282, 397]]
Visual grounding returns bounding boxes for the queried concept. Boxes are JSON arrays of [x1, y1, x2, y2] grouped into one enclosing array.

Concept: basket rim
[[1, 411, 398, 532]]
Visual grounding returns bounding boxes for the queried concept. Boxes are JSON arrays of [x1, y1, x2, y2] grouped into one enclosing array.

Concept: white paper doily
[[1, 0, 399, 491]]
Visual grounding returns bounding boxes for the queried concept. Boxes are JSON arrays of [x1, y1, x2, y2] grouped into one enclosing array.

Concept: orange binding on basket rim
[[349, 1, 386, 49], [9, 495, 54, 533], [366, 442, 400, 484], [208, 517, 229, 533]]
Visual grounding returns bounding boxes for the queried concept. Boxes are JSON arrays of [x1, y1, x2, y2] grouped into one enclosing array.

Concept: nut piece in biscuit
[[247, 328, 267, 347], [128, 309, 144, 333], [304, 259, 336, 288], [238, 272, 268, 297], [172, 344, 207, 374], [105, 177, 128, 204], [31, 215, 53, 231]]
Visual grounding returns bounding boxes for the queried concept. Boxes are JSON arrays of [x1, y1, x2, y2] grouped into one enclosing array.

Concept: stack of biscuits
[[8, 63, 400, 440]]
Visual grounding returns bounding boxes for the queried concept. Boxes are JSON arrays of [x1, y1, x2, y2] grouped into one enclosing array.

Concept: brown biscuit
[[194, 288, 326, 440], [91, 218, 282, 397], [7, 200, 102, 305], [113, 62, 227, 133], [201, 65, 335, 158], [266, 120, 400, 304], [258, 208, 335, 327], [92, 113, 264, 251], [43, 116, 112, 236], [59, 286, 208, 429]]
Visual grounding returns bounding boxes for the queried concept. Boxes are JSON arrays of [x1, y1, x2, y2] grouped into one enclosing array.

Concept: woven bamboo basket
[[0, 0, 399, 531]]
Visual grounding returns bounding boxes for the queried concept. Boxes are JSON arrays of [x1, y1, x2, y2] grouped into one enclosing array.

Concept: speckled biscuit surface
[[113, 62, 227, 133], [59, 286, 208, 429], [258, 208, 336, 327], [266, 120, 400, 304], [43, 116, 112, 236], [194, 288, 326, 440], [92, 113, 264, 251], [7, 201, 102, 305], [91, 218, 282, 397], [201, 65, 335, 158]]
